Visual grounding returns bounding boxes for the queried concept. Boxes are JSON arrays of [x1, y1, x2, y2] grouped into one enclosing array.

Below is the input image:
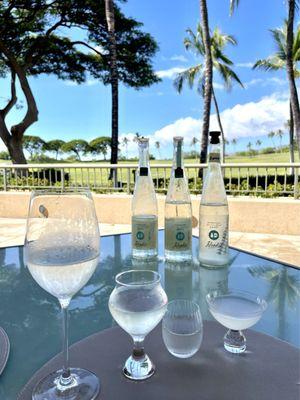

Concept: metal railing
[[0, 162, 299, 198]]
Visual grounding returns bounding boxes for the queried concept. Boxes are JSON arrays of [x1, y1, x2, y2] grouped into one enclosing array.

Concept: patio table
[[0, 231, 298, 399]]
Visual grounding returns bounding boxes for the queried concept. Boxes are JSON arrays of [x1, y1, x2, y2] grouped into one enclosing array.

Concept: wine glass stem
[[60, 302, 71, 384], [133, 339, 145, 359]]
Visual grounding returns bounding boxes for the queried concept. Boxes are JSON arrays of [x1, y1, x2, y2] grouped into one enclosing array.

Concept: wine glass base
[[32, 368, 100, 400], [224, 329, 246, 354], [123, 354, 155, 381]]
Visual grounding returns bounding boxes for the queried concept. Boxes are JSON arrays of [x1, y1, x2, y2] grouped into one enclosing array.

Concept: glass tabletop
[[0, 232, 299, 399]]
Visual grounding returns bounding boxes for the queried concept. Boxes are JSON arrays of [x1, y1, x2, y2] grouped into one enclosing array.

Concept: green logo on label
[[176, 232, 185, 241], [209, 230, 219, 240], [136, 231, 144, 240]]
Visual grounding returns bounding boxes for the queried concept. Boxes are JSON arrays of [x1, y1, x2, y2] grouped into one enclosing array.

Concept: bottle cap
[[209, 131, 221, 144]]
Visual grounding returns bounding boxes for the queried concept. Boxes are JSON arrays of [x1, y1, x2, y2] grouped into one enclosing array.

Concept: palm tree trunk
[[105, 0, 119, 187], [286, 0, 300, 159], [199, 0, 213, 172], [212, 88, 225, 163], [289, 101, 295, 174]]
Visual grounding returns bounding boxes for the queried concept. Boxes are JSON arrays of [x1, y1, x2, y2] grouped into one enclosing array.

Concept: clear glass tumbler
[[162, 299, 203, 358]]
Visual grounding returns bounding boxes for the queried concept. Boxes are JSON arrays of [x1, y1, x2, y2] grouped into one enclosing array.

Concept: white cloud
[[245, 77, 287, 89], [156, 67, 186, 79], [147, 92, 289, 147], [214, 82, 225, 90], [170, 55, 188, 62], [236, 62, 254, 68]]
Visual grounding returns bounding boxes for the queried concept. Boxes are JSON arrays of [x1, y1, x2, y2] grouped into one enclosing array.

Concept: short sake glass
[[24, 189, 100, 400], [162, 300, 203, 358], [206, 290, 267, 353], [108, 270, 168, 380]]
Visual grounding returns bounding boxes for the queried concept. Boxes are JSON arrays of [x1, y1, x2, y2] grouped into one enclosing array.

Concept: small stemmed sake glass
[[109, 270, 168, 380], [206, 289, 267, 353], [24, 190, 100, 400]]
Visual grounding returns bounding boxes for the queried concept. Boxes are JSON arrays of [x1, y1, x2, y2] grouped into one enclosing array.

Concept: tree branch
[[0, 70, 17, 118], [71, 41, 103, 57], [0, 40, 38, 139]]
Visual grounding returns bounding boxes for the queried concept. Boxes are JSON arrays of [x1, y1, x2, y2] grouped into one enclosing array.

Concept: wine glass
[[24, 189, 100, 400], [162, 299, 203, 358], [108, 270, 168, 380], [206, 289, 267, 353]]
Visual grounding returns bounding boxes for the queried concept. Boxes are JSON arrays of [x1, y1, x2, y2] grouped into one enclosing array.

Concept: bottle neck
[[173, 140, 184, 178], [138, 142, 150, 176], [208, 142, 221, 164]]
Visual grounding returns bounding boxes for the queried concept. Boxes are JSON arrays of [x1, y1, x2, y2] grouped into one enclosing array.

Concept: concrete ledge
[[1, 192, 298, 236]]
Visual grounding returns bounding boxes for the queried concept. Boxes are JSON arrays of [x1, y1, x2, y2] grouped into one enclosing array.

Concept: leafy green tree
[[44, 140, 65, 160], [0, 151, 10, 160], [174, 24, 243, 163], [0, 1, 102, 164], [62, 139, 90, 161], [23, 135, 45, 159], [0, 1, 160, 167], [90, 136, 111, 160]]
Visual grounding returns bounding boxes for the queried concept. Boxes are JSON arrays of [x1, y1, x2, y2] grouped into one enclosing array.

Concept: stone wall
[[0, 192, 299, 235]]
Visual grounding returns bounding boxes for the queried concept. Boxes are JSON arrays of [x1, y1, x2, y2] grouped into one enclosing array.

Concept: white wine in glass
[[24, 189, 100, 400]]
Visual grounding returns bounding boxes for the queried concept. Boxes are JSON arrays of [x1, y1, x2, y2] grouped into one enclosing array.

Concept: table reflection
[[0, 232, 299, 400]]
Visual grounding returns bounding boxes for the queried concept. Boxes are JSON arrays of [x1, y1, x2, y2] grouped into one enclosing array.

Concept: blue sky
[[0, 0, 296, 158]]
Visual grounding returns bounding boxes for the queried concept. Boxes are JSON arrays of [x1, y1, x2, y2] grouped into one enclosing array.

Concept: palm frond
[[230, 0, 240, 16], [173, 64, 202, 93], [215, 63, 244, 90], [253, 58, 284, 71]]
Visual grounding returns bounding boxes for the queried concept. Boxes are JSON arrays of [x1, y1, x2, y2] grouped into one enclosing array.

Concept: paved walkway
[[0, 218, 299, 267]]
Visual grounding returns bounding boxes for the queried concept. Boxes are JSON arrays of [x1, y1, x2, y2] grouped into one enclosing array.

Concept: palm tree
[[276, 129, 284, 152], [105, 0, 118, 186], [268, 131, 276, 149], [253, 21, 300, 161], [231, 138, 237, 154], [256, 139, 262, 151], [230, 0, 300, 159], [199, 0, 213, 168], [191, 137, 199, 160], [155, 141, 161, 159], [122, 137, 129, 159], [246, 141, 252, 152], [133, 132, 141, 143], [285, 118, 295, 170], [249, 265, 300, 339], [286, 0, 300, 159], [174, 24, 243, 163]]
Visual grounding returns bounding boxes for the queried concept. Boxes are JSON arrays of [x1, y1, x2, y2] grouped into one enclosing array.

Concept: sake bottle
[[132, 137, 158, 259], [199, 131, 229, 266], [165, 136, 192, 261]]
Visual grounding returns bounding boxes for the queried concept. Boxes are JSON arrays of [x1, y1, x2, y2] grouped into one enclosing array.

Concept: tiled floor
[[0, 218, 299, 267]]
